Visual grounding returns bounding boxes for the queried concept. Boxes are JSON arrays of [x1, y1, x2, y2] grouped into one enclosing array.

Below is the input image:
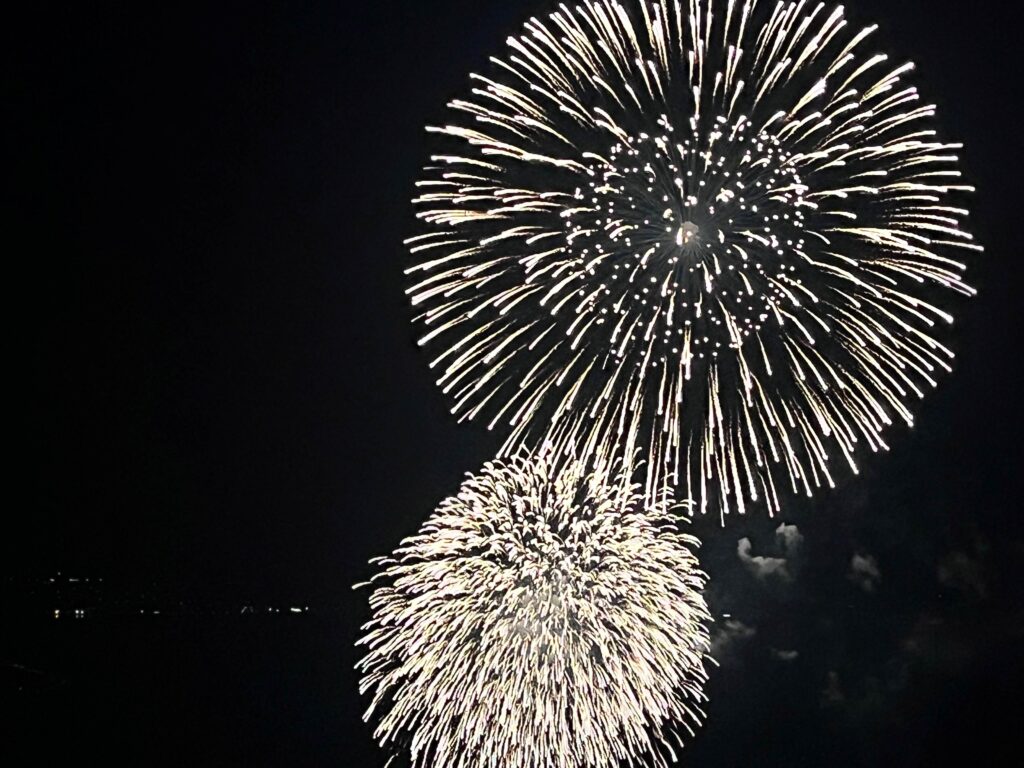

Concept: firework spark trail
[[356, 452, 712, 768], [405, 0, 979, 520]]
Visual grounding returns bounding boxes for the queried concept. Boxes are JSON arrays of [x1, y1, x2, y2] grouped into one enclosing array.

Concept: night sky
[[8, 1, 1024, 765]]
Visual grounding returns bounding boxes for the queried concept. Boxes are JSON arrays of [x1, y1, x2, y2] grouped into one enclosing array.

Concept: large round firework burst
[[356, 452, 711, 768], [406, 0, 979, 518]]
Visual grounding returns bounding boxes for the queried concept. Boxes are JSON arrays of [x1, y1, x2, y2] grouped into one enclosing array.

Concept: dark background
[[7, 0, 1023, 765]]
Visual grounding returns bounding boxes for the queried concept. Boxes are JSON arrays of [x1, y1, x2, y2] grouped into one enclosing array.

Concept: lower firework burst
[[356, 452, 712, 768]]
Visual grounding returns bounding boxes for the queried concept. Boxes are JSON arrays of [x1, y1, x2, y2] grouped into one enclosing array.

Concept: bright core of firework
[[356, 453, 712, 768], [566, 116, 810, 362], [405, 0, 979, 519]]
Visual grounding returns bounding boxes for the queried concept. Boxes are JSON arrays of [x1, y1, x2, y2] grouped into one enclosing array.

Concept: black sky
[[9, 0, 1024, 765]]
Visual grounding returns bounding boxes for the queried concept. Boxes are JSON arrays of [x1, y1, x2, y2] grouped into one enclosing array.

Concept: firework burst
[[356, 452, 712, 768], [406, 0, 979, 518]]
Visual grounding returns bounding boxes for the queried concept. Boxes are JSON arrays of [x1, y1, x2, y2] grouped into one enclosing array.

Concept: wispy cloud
[[711, 618, 756, 659], [848, 553, 882, 593], [737, 523, 803, 582], [771, 648, 799, 662]]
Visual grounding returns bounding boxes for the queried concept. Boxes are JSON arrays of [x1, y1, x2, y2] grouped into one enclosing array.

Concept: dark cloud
[[937, 551, 988, 600], [847, 553, 882, 593], [821, 670, 845, 707], [900, 612, 982, 671], [820, 667, 905, 728]]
